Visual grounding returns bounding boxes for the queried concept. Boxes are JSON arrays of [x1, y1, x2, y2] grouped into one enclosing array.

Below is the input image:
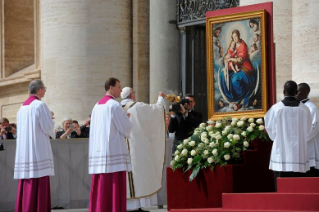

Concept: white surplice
[[265, 101, 312, 173], [121, 97, 165, 210], [304, 100, 319, 168], [89, 98, 133, 174], [14, 100, 55, 179]]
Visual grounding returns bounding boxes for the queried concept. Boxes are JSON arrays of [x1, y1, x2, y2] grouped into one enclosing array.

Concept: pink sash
[[98, 95, 114, 104], [23, 95, 40, 106]]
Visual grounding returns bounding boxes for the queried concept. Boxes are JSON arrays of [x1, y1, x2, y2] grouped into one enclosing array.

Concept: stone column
[[150, 0, 180, 105], [132, 0, 150, 103], [292, 0, 319, 105], [240, 0, 293, 102], [41, 0, 132, 126]]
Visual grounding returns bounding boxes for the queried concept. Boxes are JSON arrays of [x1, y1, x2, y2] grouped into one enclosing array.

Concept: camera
[[169, 98, 190, 114], [5, 127, 12, 132]]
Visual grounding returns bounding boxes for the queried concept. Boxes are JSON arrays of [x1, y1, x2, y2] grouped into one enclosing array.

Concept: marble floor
[[51, 206, 167, 212]]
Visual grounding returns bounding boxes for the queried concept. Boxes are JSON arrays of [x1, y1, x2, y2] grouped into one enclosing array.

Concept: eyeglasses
[[42, 87, 47, 90]]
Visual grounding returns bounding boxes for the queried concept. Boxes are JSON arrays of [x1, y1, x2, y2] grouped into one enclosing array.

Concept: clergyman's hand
[[159, 92, 165, 98]]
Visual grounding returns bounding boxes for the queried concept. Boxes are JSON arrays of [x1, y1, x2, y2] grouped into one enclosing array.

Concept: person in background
[[0, 118, 17, 139], [80, 115, 91, 138], [56, 118, 82, 139], [265, 80, 312, 191]]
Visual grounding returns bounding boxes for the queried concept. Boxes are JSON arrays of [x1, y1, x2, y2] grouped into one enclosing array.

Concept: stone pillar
[[132, 0, 150, 103], [292, 0, 319, 105], [240, 0, 293, 102], [41, 0, 132, 126], [150, 0, 180, 105]]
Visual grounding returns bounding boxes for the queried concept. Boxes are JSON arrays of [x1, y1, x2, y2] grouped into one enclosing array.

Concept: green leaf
[[189, 166, 200, 182], [184, 164, 193, 173], [192, 155, 202, 164]]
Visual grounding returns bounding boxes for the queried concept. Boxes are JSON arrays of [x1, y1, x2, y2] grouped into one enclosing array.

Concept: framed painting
[[206, 9, 268, 120]]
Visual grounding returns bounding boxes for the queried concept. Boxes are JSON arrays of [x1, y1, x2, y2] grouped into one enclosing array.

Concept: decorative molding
[[177, 0, 239, 27]]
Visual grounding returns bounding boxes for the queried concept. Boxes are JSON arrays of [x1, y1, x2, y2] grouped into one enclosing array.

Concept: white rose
[[224, 154, 230, 160], [200, 123, 206, 128], [204, 150, 209, 155], [243, 141, 249, 147], [207, 157, 214, 163], [181, 149, 188, 155], [177, 144, 184, 149], [201, 132, 207, 137], [231, 121, 236, 126], [259, 125, 265, 131], [256, 118, 263, 124], [241, 131, 246, 137], [232, 118, 239, 122], [250, 123, 256, 127], [224, 142, 231, 148], [206, 125, 213, 132], [233, 134, 240, 141], [222, 130, 227, 135], [187, 158, 193, 165], [194, 131, 201, 135], [194, 128, 201, 132], [183, 139, 189, 145], [240, 117, 247, 121], [237, 121, 244, 127], [191, 150, 197, 156], [215, 122, 222, 128], [209, 142, 216, 147], [212, 149, 218, 156], [227, 134, 233, 139], [189, 141, 196, 147], [207, 120, 214, 125], [248, 118, 254, 123], [225, 126, 231, 131], [198, 143, 204, 148], [175, 150, 180, 155], [174, 155, 180, 161], [203, 138, 209, 144], [247, 127, 253, 132], [170, 160, 175, 166], [215, 135, 222, 140]]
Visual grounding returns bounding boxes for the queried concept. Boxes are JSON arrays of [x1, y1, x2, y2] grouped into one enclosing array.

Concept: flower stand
[[166, 139, 274, 211]]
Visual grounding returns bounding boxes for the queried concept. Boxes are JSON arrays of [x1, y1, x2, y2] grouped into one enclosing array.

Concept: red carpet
[[170, 177, 319, 212]]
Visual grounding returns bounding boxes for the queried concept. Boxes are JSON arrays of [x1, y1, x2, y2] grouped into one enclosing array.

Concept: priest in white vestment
[[89, 78, 133, 212], [264, 80, 312, 191], [14, 79, 55, 212], [296, 83, 319, 176], [121, 87, 166, 212]]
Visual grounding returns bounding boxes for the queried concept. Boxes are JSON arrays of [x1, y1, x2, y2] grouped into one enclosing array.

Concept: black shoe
[[128, 208, 150, 212]]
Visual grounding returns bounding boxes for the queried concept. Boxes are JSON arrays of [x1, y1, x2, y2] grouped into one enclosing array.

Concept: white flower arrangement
[[171, 116, 269, 181]]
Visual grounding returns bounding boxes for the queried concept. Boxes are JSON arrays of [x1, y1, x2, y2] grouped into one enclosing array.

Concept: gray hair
[[62, 118, 72, 126], [29, 79, 44, 94]]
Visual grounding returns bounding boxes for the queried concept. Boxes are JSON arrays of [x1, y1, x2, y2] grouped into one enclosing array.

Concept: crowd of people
[[0, 115, 91, 140], [3, 77, 319, 212]]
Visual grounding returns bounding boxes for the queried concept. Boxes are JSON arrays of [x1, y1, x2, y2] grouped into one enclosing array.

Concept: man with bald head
[[265, 80, 312, 191], [296, 83, 319, 176]]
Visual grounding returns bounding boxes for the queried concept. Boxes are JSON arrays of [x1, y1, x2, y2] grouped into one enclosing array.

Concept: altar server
[[89, 78, 132, 212], [121, 87, 166, 212], [296, 83, 319, 176], [14, 79, 55, 212], [265, 80, 312, 190]]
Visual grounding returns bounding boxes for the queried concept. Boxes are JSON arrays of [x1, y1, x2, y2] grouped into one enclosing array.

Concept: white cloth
[[89, 98, 133, 174], [14, 100, 55, 179], [304, 101, 319, 168], [121, 96, 166, 202], [127, 194, 157, 210], [265, 101, 312, 172]]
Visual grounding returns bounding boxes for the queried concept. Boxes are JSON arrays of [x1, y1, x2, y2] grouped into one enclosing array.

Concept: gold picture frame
[[206, 9, 267, 120]]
